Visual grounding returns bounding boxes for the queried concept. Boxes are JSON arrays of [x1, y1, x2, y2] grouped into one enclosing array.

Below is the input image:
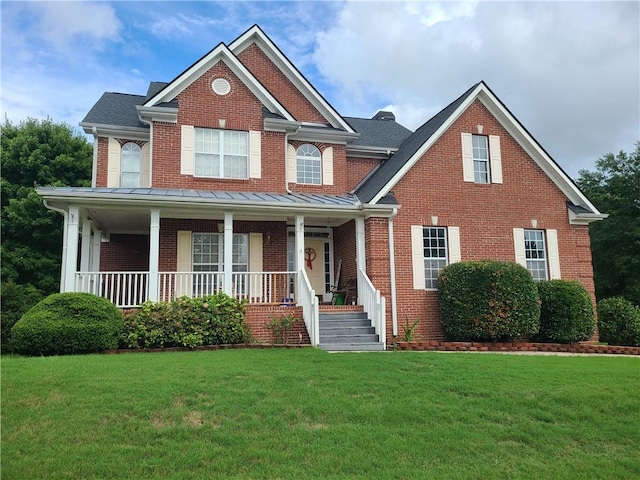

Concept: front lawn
[[2, 350, 639, 479]]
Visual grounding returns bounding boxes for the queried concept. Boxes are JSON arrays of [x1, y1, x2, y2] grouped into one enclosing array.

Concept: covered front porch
[[39, 188, 395, 347]]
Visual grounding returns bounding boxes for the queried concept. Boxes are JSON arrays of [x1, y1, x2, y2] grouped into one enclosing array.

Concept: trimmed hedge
[[597, 297, 640, 347], [439, 261, 541, 341], [1, 282, 44, 352], [11, 293, 123, 356], [121, 293, 250, 349], [536, 280, 595, 343]]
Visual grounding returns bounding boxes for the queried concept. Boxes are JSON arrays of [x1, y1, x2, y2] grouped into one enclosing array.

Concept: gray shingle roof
[[81, 92, 148, 129], [354, 83, 479, 203], [145, 82, 169, 102], [343, 116, 412, 149]]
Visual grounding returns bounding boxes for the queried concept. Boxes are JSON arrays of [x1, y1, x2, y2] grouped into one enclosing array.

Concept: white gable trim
[[369, 83, 601, 216], [143, 43, 294, 121], [229, 26, 355, 133]]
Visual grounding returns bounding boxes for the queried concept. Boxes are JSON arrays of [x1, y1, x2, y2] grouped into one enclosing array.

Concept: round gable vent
[[212, 78, 231, 96]]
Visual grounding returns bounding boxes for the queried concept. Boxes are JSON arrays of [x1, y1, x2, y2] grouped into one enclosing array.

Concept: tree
[[576, 142, 640, 305], [1, 117, 92, 295]]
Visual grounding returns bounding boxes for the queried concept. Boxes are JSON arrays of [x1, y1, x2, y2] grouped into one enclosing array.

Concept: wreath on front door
[[305, 248, 317, 269]]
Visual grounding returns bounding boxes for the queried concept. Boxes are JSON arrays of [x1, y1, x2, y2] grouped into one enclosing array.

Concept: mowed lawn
[[2, 349, 639, 479]]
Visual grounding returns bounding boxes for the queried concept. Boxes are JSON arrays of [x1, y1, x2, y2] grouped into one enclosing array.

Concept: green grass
[[2, 350, 639, 479]]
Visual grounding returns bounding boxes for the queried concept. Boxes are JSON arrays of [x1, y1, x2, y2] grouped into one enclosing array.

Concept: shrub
[[266, 312, 299, 345], [11, 293, 123, 356], [439, 261, 540, 341], [536, 280, 595, 344], [1, 282, 44, 352], [597, 297, 640, 346], [121, 293, 250, 349]]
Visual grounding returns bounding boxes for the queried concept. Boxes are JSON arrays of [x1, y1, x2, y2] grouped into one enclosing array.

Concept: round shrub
[[1, 282, 44, 352], [438, 261, 541, 341], [11, 293, 123, 356], [597, 297, 640, 346], [536, 280, 595, 344]]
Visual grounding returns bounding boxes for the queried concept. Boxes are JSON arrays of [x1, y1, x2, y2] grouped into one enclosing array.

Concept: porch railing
[[357, 268, 386, 348], [75, 272, 149, 308], [297, 269, 319, 346], [76, 271, 296, 308]]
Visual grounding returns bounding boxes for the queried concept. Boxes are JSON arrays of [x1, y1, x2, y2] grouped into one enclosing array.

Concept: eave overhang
[[289, 126, 359, 145], [79, 123, 150, 141], [568, 209, 608, 225], [136, 105, 179, 124], [347, 145, 396, 160]]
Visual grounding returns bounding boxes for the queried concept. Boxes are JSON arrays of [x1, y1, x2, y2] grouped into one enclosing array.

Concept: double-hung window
[[121, 142, 141, 187], [523, 229, 548, 281], [296, 144, 321, 184], [472, 135, 489, 183], [192, 233, 249, 294], [423, 227, 448, 289], [194, 128, 248, 179]]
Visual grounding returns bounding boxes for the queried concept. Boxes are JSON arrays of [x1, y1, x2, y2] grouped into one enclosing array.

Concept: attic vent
[[212, 78, 231, 96], [372, 111, 395, 121]]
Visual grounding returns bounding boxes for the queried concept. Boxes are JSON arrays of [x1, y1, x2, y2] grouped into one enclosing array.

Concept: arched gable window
[[296, 144, 321, 185], [121, 142, 141, 188]]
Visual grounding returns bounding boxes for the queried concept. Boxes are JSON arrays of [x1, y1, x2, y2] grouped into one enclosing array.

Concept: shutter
[[107, 138, 120, 188], [546, 229, 561, 279], [287, 144, 296, 183], [176, 231, 192, 297], [249, 131, 261, 179], [249, 233, 263, 301], [180, 125, 195, 175], [448, 226, 461, 264], [322, 147, 334, 186], [141, 143, 151, 187], [411, 225, 425, 290], [489, 135, 503, 184], [461, 133, 474, 182], [513, 228, 526, 267]]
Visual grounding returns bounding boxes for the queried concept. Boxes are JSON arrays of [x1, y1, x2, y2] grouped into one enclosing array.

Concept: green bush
[[121, 293, 250, 349], [11, 293, 123, 356], [439, 261, 541, 341], [535, 280, 595, 344], [1, 282, 44, 352], [597, 297, 640, 347]]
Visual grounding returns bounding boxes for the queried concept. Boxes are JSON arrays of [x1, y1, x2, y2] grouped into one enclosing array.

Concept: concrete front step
[[320, 326, 376, 336], [320, 319, 373, 329], [319, 334, 379, 344], [319, 342, 386, 352], [319, 312, 369, 320]]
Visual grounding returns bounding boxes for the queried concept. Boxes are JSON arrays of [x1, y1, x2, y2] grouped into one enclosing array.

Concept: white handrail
[[297, 269, 319, 346], [357, 268, 386, 349]]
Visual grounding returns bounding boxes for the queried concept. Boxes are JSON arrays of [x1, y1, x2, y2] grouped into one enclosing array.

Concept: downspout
[[91, 127, 98, 188], [388, 207, 399, 336], [43, 199, 68, 292]]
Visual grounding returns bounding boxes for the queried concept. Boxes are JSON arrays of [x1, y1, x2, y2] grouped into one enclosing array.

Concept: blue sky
[[2, 1, 639, 178]]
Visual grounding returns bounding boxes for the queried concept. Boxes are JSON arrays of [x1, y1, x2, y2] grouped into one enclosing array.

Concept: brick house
[[38, 25, 606, 350]]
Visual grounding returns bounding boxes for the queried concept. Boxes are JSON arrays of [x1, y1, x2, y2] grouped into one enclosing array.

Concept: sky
[[1, 0, 638, 179]]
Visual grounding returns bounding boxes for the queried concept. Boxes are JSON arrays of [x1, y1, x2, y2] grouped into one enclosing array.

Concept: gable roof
[[355, 82, 602, 215], [142, 42, 294, 121], [229, 25, 356, 133]]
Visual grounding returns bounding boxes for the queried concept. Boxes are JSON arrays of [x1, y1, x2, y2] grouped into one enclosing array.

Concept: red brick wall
[[100, 234, 150, 271], [245, 305, 309, 344], [287, 140, 349, 194], [345, 157, 380, 191], [333, 220, 357, 287], [368, 99, 596, 343], [237, 44, 326, 124]]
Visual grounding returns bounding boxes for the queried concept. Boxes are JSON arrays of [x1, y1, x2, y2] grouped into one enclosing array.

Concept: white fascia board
[[347, 145, 397, 159], [79, 122, 150, 141], [475, 88, 601, 215], [143, 43, 294, 121], [369, 84, 483, 204], [568, 209, 608, 225], [289, 127, 359, 145], [229, 26, 355, 133], [136, 105, 178, 124], [263, 117, 301, 133]]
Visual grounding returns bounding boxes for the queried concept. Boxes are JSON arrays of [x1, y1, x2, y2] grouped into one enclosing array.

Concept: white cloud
[[314, 1, 640, 176]]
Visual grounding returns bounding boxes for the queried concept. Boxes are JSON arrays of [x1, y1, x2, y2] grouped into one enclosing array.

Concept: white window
[[296, 144, 321, 184], [524, 229, 548, 281], [121, 142, 141, 188], [194, 128, 248, 179], [472, 135, 489, 183], [192, 233, 248, 294], [423, 227, 449, 289]]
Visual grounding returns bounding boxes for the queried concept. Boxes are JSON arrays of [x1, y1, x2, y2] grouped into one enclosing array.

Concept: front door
[[304, 238, 326, 301]]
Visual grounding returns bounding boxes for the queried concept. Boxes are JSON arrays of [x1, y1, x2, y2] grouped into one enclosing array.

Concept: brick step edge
[[395, 341, 640, 355], [103, 343, 312, 354]]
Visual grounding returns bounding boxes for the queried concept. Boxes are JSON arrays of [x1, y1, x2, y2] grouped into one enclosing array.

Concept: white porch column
[[223, 212, 233, 295], [295, 215, 305, 273], [355, 217, 366, 272], [80, 219, 92, 272], [64, 207, 80, 292], [148, 209, 160, 301], [91, 228, 101, 272]]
